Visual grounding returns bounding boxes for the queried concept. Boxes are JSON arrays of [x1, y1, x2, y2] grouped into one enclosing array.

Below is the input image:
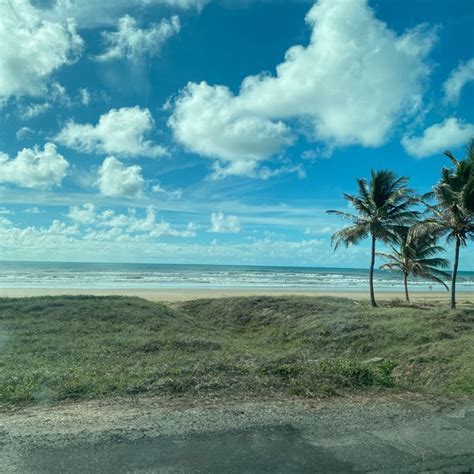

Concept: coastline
[[1, 287, 472, 302]]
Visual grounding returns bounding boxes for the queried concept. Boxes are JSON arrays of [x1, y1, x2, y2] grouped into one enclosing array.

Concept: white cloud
[[0, 216, 76, 234], [402, 117, 474, 158], [150, 221, 197, 238], [3, 211, 473, 268], [164, 0, 208, 9], [49, 81, 71, 105], [210, 211, 241, 233], [95, 209, 131, 228], [169, 0, 436, 177], [0, 143, 69, 189], [78, 88, 91, 106], [16, 127, 34, 140], [23, 207, 41, 214], [75, 88, 106, 107], [17, 82, 72, 118], [169, 82, 295, 178], [443, 58, 474, 104], [152, 183, 183, 199], [258, 164, 306, 180], [65, 204, 196, 238], [56, 106, 167, 158], [47, 219, 79, 236], [127, 207, 197, 237], [0, 207, 13, 215], [304, 225, 336, 235], [0, 218, 348, 267], [96, 15, 180, 62], [18, 102, 52, 120], [0, 217, 13, 228], [0, 218, 81, 259], [39, 0, 208, 28], [103, 208, 156, 231], [67, 203, 97, 224], [97, 157, 146, 197], [0, 0, 83, 100]]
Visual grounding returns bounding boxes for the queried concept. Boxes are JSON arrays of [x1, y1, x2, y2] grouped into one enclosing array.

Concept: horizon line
[[1, 260, 473, 273]]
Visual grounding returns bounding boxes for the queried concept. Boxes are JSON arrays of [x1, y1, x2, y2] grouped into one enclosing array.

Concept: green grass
[[0, 295, 472, 405]]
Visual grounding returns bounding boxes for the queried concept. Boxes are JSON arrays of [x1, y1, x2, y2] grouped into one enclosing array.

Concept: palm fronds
[[327, 169, 418, 307], [419, 137, 474, 308], [378, 228, 450, 300]]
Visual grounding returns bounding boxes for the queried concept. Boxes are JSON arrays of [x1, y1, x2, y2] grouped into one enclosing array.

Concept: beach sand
[[0, 287, 472, 303]]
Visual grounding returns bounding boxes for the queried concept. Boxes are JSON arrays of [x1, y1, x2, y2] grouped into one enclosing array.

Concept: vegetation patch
[[0, 296, 472, 406]]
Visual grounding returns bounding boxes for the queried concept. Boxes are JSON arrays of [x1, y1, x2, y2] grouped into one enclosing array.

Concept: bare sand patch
[[1, 287, 471, 303]]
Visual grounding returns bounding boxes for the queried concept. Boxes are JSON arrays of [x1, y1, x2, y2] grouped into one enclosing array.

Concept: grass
[[0, 295, 472, 405]]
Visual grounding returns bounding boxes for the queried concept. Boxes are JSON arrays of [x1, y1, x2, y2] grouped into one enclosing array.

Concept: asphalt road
[[2, 397, 473, 473]]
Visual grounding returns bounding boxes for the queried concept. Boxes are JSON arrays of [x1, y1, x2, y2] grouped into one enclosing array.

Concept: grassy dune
[[0, 296, 472, 405]]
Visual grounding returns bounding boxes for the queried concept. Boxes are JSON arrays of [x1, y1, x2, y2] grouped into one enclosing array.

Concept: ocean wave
[[0, 262, 473, 291]]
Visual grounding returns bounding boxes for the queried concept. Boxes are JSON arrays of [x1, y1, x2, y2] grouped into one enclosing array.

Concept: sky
[[0, 0, 473, 269]]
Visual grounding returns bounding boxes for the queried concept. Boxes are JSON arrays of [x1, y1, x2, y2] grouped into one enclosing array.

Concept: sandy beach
[[1, 287, 472, 303]]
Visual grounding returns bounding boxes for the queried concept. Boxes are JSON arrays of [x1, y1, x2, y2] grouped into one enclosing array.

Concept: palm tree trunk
[[403, 272, 410, 303], [451, 236, 460, 309], [369, 235, 377, 307]]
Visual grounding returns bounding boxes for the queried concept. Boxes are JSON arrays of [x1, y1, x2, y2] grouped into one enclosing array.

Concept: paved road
[[2, 397, 473, 473], [8, 427, 355, 473]]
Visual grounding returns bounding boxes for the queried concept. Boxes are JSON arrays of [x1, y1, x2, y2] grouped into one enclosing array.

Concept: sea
[[0, 261, 473, 292]]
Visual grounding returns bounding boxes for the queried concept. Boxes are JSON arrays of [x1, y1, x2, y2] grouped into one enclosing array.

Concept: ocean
[[0, 261, 473, 292]]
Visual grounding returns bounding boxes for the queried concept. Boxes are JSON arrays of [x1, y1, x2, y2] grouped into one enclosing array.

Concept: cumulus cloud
[[97, 156, 146, 197], [0, 218, 82, 260], [443, 58, 474, 104], [0, 216, 77, 237], [0, 217, 340, 267], [169, 82, 295, 178], [0, 0, 83, 101], [56, 106, 167, 158], [67, 203, 97, 224], [126, 207, 197, 238], [47, 219, 79, 236], [240, 3, 436, 146], [0, 143, 69, 188], [96, 15, 180, 62], [401, 117, 474, 158], [2, 212, 473, 268], [65, 204, 196, 238], [210, 212, 241, 233], [169, 0, 436, 177]]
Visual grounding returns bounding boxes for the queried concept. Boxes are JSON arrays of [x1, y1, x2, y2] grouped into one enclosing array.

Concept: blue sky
[[0, 0, 473, 269]]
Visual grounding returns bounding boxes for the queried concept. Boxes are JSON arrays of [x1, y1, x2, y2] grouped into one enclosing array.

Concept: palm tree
[[377, 228, 450, 302], [444, 139, 474, 213], [327, 170, 419, 307], [417, 139, 474, 309]]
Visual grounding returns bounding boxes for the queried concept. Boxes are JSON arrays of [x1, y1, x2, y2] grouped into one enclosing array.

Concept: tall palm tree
[[418, 139, 474, 309], [377, 228, 450, 302], [327, 170, 419, 307]]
